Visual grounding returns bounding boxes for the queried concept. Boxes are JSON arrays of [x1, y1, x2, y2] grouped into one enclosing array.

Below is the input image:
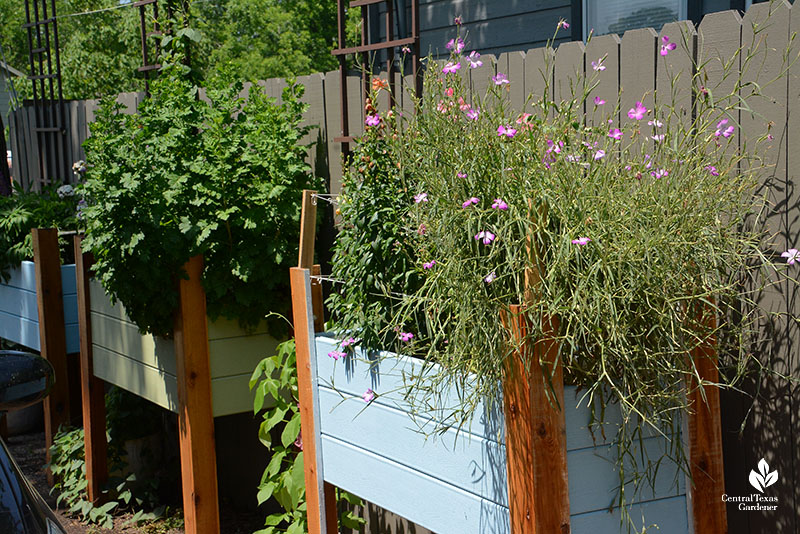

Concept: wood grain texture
[[501, 307, 569, 534], [73, 236, 108, 503], [32, 228, 70, 466], [299, 190, 318, 269], [291, 267, 336, 534], [687, 303, 726, 534], [173, 255, 219, 534]]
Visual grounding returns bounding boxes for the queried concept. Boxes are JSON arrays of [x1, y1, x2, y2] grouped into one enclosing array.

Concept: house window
[[583, 0, 687, 39]]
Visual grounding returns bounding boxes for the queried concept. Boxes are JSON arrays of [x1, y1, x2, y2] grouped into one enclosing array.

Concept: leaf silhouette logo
[[748, 458, 778, 493]]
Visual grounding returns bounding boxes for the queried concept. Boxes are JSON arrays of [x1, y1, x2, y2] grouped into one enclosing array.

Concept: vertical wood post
[[688, 303, 727, 534], [502, 307, 570, 534], [174, 255, 220, 534], [73, 236, 108, 502], [293, 189, 338, 533], [31, 228, 70, 472]]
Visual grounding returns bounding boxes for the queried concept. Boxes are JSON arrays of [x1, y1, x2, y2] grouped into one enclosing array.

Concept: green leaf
[[281, 415, 301, 448]]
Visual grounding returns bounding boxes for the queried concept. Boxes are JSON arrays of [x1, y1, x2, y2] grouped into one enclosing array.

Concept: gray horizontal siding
[[369, 0, 571, 60]]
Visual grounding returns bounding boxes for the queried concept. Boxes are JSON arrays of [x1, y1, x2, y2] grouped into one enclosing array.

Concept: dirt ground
[[6, 431, 265, 534]]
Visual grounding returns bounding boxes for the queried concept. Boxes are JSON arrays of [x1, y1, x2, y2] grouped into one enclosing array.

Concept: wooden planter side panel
[[314, 335, 691, 534], [88, 280, 277, 417], [0, 261, 79, 352]]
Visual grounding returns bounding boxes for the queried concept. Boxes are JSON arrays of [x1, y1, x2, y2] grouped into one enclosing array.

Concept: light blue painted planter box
[[313, 334, 690, 534], [0, 261, 80, 353]]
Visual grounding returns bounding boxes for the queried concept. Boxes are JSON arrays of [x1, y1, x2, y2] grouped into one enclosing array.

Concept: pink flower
[[465, 108, 480, 120], [781, 248, 800, 265], [497, 125, 517, 138], [414, 192, 428, 203], [328, 350, 345, 361], [648, 119, 663, 128], [628, 101, 648, 120], [363, 388, 375, 403], [594, 96, 606, 106], [423, 260, 437, 269], [399, 332, 414, 342], [608, 128, 622, 140], [461, 197, 480, 208], [705, 165, 719, 176], [714, 119, 735, 138], [341, 337, 357, 348], [294, 430, 303, 450], [661, 36, 677, 56], [651, 168, 669, 179], [594, 149, 606, 160], [454, 15, 463, 25], [484, 271, 497, 283], [572, 237, 591, 245], [443, 61, 461, 74], [417, 224, 426, 235], [475, 230, 496, 245], [591, 58, 606, 71], [457, 171, 467, 178], [445, 87, 454, 97], [401, 45, 411, 54], [365, 114, 381, 127], [446, 37, 465, 54], [557, 19, 570, 30], [468, 51, 483, 68], [491, 198, 508, 210], [652, 134, 665, 142], [492, 73, 510, 85]]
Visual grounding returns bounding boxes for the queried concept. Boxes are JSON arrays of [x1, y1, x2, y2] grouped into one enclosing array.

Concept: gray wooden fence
[[6, 3, 800, 532]]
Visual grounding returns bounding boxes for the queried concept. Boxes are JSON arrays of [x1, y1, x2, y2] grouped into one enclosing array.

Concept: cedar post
[[31, 228, 70, 476], [74, 236, 108, 502], [174, 255, 220, 534], [293, 189, 338, 534], [502, 308, 570, 534], [687, 302, 727, 534]]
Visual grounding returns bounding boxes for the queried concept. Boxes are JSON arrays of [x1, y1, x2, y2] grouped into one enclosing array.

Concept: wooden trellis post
[[687, 302, 727, 534], [32, 228, 70, 480], [291, 190, 338, 534], [74, 235, 108, 503], [174, 255, 220, 534]]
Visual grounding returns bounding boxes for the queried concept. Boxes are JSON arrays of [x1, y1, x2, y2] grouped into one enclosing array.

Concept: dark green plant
[[49, 388, 180, 529], [250, 339, 365, 534], [325, 91, 422, 350], [82, 61, 320, 336], [0, 184, 82, 278]]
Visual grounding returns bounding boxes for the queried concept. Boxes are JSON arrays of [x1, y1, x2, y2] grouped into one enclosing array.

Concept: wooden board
[[0, 261, 79, 353], [88, 279, 277, 417], [314, 335, 689, 533]]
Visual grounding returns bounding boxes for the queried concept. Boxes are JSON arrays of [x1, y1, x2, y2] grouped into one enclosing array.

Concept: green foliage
[[82, 62, 320, 336], [0, 0, 144, 100], [330, 26, 797, 522], [326, 94, 422, 350], [250, 339, 365, 533], [0, 184, 82, 278], [191, 0, 352, 82], [49, 388, 179, 529]]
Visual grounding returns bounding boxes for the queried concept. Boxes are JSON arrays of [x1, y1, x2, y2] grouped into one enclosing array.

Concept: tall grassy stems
[[329, 18, 798, 519]]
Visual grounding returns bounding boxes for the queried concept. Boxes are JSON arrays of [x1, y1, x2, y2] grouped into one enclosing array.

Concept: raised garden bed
[[0, 260, 79, 353], [87, 279, 278, 417], [312, 332, 689, 533]]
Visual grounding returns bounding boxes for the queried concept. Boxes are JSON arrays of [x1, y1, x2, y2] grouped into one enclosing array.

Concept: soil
[[6, 431, 264, 534]]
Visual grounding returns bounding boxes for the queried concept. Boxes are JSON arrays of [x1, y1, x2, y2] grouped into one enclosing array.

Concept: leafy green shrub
[[250, 339, 364, 534], [325, 93, 421, 350], [0, 184, 82, 278], [82, 62, 320, 336]]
